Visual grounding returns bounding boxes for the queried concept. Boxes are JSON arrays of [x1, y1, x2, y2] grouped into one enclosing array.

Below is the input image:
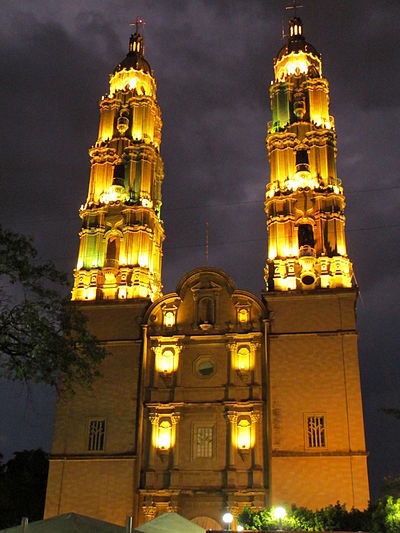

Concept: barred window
[[88, 419, 105, 451], [196, 427, 213, 458], [307, 416, 326, 448]]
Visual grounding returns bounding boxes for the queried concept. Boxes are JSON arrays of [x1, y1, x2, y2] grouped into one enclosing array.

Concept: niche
[[198, 297, 214, 327], [298, 224, 314, 248], [105, 235, 120, 267]]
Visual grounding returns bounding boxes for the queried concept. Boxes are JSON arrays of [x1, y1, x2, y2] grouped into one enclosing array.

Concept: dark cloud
[[0, 0, 399, 500]]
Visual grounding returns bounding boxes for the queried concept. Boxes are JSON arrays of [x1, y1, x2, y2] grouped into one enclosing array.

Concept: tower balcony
[[104, 258, 119, 269], [299, 245, 315, 258]]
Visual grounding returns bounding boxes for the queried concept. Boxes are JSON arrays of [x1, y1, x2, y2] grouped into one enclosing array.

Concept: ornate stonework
[[44, 16, 369, 530]]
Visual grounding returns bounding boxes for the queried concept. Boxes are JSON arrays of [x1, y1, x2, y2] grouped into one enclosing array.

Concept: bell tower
[[265, 16, 352, 291], [72, 27, 164, 301], [264, 16, 369, 511]]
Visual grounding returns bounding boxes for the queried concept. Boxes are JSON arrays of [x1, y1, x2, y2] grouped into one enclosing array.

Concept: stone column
[[148, 414, 159, 469], [171, 413, 181, 469], [251, 340, 262, 384], [226, 342, 236, 385], [251, 411, 263, 488], [226, 411, 237, 468], [251, 412, 262, 467]]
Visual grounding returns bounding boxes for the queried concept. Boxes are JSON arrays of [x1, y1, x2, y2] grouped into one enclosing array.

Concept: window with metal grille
[[307, 416, 326, 448], [88, 419, 105, 451], [196, 427, 213, 458]]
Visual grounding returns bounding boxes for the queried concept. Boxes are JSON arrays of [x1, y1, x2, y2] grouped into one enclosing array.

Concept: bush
[[237, 498, 400, 532]]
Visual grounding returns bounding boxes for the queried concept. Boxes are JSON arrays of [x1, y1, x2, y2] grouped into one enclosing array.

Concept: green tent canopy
[[134, 513, 205, 533], [0, 513, 124, 533]]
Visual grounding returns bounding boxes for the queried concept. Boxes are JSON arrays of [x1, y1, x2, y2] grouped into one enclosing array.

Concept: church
[[44, 15, 369, 529]]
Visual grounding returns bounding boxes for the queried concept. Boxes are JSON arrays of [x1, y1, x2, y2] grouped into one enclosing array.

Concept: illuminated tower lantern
[[72, 26, 164, 301], [265, 16, 352, 291]]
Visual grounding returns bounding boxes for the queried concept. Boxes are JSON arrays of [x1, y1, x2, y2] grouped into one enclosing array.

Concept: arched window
[[105, 235, 120, 267], [237, 346, 250, 371], [164, 310, 175, 327], [238, 308, 249, 324], [158, 419, 172, 450], [198, 297, 214, 324], [159, 348, 174, 374], [237, 418, 251, 450], [298, 224, 314, 248]]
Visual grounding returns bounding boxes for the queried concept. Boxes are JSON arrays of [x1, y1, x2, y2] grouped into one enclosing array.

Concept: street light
[[273, 506, 286, 530], [222, 512, 233, 531], [237, 525, 244, 532]]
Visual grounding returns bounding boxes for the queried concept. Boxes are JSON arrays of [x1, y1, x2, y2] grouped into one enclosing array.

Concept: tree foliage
[[237, 500, 400, 532], [381, 408, 400, 500], [0, 226, 106, 392], [0, 449, 48, 529], [382, 408, 400, 421]]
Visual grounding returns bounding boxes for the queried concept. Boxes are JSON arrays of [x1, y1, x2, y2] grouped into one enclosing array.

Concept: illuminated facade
[[265, 17, 352, 291], [72, 30, 164, 301], [45, 18, 369, 530]]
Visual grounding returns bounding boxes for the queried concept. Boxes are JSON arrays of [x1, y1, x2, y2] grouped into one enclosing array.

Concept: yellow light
[[154, 345, 180, 374], [237, 419, 251, 450], [164, 311, 175, 327], [313, 117, 332, 130], [109, 68, 154, 97], [83, 287, 96, 301], [141, 198, 153, 208], [158, 420, 172, 450], [287, 59, 308, 76], [160, 349, 174, 373], [273, 506, 287, 521], [286, 173, 319, 192], [275, 51, 321, 82], [237, 347, 250, 371], [238, 308, 249, 324], [100, 186, 128, 205], [268, 245, 277, 261], [138, 252, 149, 268]]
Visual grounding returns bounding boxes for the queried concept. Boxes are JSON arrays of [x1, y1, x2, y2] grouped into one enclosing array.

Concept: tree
[[0, 449, 49, 529], [0, 226, 106, 392], [237, 501, 398, 532], [382, 408, 400, 420], [381, 408, 400, 499]]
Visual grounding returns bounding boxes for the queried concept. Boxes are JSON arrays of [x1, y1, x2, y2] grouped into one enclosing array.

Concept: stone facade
[[44, 271, 369, 527], [44, 16, 369, 530]]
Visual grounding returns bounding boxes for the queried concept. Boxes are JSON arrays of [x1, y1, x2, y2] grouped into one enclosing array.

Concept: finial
[[130, 16, 146, 35], [128, 17, 146, 55], [285, 0, 304, 18]]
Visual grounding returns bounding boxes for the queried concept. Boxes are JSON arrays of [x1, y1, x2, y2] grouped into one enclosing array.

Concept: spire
[[285, 0, 305, 47], [113, 17, 151, 76], [265, 15, 353, 291], [128, 17, 146, 57], [72, 22, 165, 302]]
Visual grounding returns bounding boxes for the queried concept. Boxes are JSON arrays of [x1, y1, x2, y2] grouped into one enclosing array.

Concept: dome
[[113, 32, 152, 75], [276, 17, 320, 62]]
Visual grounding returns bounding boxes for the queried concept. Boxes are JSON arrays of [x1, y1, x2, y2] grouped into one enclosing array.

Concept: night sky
[[1, 0, 399, 501]]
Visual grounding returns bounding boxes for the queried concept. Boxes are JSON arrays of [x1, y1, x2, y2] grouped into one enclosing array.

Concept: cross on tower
[[285, 0, 304, 17], [130, 16, 146, 34]]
